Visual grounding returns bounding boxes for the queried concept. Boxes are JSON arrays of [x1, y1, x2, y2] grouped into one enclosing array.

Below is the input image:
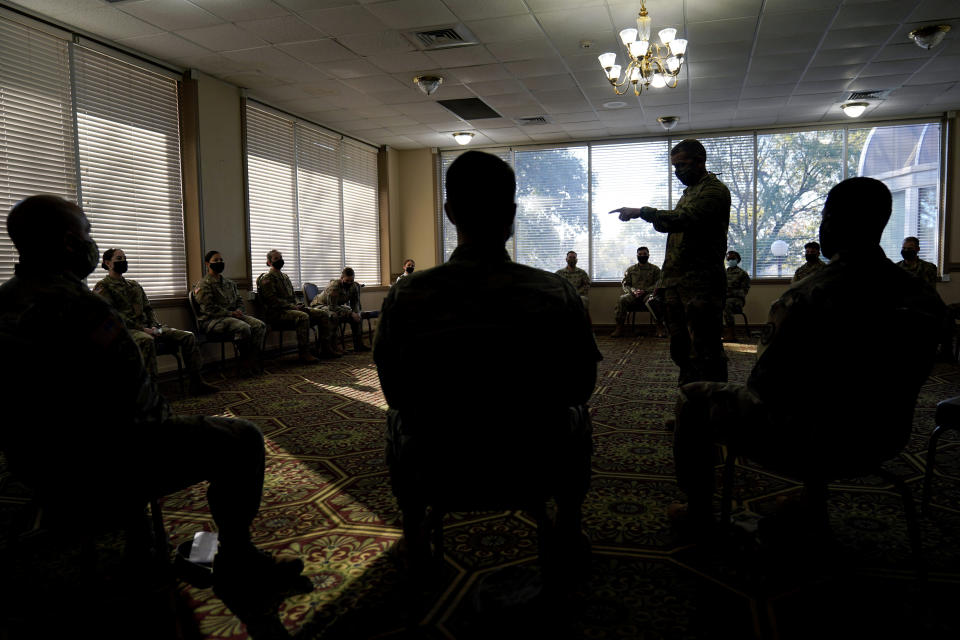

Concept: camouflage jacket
[[647, 172, 729, 295], [791, 259, 827, 283], [750, 246, 945, 462], [93, 275, 157, 330], [555, 266, 591, 296], [725, 266, 750, 300], [256, 269, 298, 320], [0, 265, 170, 485], [194, 272, 245, 325], [896, 259, 937, 287], [621, 263, 661, 294], [313, 279, 360, 313]]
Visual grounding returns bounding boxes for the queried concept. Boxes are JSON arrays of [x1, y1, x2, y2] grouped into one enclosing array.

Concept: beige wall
[[389, 147, 438, 276]]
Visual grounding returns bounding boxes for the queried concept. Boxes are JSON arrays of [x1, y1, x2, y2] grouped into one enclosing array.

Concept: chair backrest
[[303, 282, 319, 305], [187, 289, 204, 335]]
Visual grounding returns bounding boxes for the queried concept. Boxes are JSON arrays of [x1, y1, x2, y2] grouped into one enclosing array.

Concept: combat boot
[[298, 347, 319, 363], [189, 374, 220, 396], [611, 322, 625, 338], [721, 326, 736, 342]]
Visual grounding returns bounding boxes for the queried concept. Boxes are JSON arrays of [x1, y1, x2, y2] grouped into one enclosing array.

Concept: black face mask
[[637, 255, 649, 264], [272, 259, 284, 270], [405, 265, 414, 273], [675, 168, 697, 186], [805, 254, 819, 263], [210, 262, 225, 274], [68, 236, 99, 279], [901, 249, 918, 261], [113, 260, 128, 274]]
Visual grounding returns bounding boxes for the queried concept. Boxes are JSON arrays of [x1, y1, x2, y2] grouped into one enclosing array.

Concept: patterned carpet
[[3, 334, 960, 638]]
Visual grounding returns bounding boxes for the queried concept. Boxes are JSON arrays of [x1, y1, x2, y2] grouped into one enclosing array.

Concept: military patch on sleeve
[[90, 314, 124, 348], [760, 322, 776, 345], [93, 284, 104, 295]]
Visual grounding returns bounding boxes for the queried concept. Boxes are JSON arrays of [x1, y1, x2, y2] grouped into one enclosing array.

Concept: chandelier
[[597, 1, 687, 96]]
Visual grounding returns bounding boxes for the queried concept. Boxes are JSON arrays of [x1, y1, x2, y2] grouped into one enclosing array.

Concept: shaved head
[[7, 195, 87, 259]]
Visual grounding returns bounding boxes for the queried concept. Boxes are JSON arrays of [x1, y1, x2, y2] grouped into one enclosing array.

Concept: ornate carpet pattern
[[3, 335, 960, 638]]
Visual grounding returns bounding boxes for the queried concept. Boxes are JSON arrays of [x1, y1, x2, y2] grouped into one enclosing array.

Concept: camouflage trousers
[[130, 327, 203, 379], [722, 297, 744, 327], [269, 307, 336, 350], [614, 293, 647, 324], [205, 314, 266, 361], [314, 304, 361, 340], [664, 286, 727, 385]]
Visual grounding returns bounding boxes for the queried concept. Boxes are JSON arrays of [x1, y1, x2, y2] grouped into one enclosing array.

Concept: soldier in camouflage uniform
[[0, 196, 310, 630], [194, 250, 266, 376], [256, 249, 340, 362], [611, 246, 662, 337], [791, 241, 827, 283], [310, 266, 369, 352], [670, 178, 946, 534], [896, 236, 937, 286], [556, 250, 591, 310], [722, 250, 750, 341], [94, 248, 218, 394], [395, 258, 415, 284], [611, 139, 730, 384]]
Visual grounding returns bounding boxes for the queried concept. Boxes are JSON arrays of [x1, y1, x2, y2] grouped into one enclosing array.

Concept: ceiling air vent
[[847, 89, 892, 100], [516, 116, 552, 125], [405, 24, 479, 51]]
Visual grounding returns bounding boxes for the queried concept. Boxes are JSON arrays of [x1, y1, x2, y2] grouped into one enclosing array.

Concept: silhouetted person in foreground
[[0, 195, 310, 637], [375, 151, 601, 573], [671, 178, 945, 533]]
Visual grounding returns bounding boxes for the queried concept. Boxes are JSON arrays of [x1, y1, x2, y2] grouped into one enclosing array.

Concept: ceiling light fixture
[[452, 132, 474, 145], [598, 0, 687, 97], [908, 24, 951, 50], [414, 75, 443, 96], [657, 115, 679, 130], [841, 102, 869, 118]]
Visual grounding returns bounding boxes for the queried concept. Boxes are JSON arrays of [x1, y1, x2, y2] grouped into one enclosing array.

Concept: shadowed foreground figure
[[671, 178, 946, 531], [375, 151, 601, 576], [0, 195, 310, 638]]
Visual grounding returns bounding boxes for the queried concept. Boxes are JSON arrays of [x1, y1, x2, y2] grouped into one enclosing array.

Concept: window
[[245, 103, 380, 288], [0, 15, 187, 298], [438, 120, 944, 280]]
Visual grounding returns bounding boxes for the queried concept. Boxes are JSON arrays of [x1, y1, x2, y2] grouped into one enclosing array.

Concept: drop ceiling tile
[[484, 127, 532, 143], [803, 64, 865, 82], [426, 119, 470, 132], [740, 83, 796, 98], [776, 107, 829, 123], [746, 69, 803, 85], [566, 52, 612, 72], [379, 114, 421, 127], [366, 51, 435, 73], [528, 131, 571, 142], [764, 0, 842, 13], [241, 42, 341, 68], [373, 88, 434, 105], [834, 2, 914, 29], [325, 86, 381, 107], [686, 17, 758, 46], [393, 101, 451, 117], [487, 39, 557, 62], [482, 93, 541, 108], [847, 74, 914, 91], [572, 70, 615, 89], [237, 15, 325, 44], [466, 14, 543, 43], [448, 64, 513, 83], [222, 71, 287, 89], [686, 0, 763, 22], [41, 5, 166, 40], [189, 0, 289, 22], [246, 84, 322, 103], [810, 46, 879, 67], [561, 120, 606, 131], [118, 32, 212, 60], [387, 124, 437, 135], [275, 0, 357, 11], [337, 118, 386, 131], [788, 92, 840, 106], [537, 7, 613, 36], [442, 0, 529, 21], [169, 53, 247, 75], [607, 2, 683, 31], [336, 31, 416, 56], [274, 96, 341, 112], [749, 53, 808, 72], [686, 59, 749, 79], [364, 0, 458, 30], [552, 111, 599, 124], [177, 23, 266, 52], [826, 25, 899, 48], [305, 108, 370, 123], [792, 79, 853, 94], [738, 96, 788, 109], [382, 136, 419, 148], [506, 59, 561, 77], [690, 87, 738, 102], [118, 0, 223, 32], [298, 6, 389, 36], [527, 0, 604, 10], [753, 32, 823, 55], [426, 46, 498, 68], [694, 41, 754, 61], [495, 104, 551, 118], [484, 117, 527, 128], [874, 42, 936, 62], [860, 59, 928, 76], [758, 9, 837, 38], [414, 84, 476, 99], [341, 74, 409, 93], [466, 78, 527, 95], [324, 58, 385, 79], [692, 100, 737, 115], [522, 74, 579, 92], [907, 0, 960, 22]]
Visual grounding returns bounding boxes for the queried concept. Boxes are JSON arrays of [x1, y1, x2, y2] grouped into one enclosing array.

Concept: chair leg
[[720, 450, 737, 525], [922, 425, 947, 514], [175, 352, 185, 396], [876, 467, 925, 580]]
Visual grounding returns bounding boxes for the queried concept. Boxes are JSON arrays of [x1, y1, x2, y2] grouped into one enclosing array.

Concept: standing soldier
[[194, 250, 266, 376], [612, 247, 662, 337], [791, 241, 827, 283], [556, 250, 591, 310], [95, 248, 218, 395], [310, 266, 369, 352], [722, 251, 750, 342], [257, 250, 341, 362], [611, 138, 730, 385]]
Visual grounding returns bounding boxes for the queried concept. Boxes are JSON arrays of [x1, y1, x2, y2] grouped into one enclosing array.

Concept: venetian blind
[[341, 138, 380, 284], [297, 124, 341, 289], [73, 46, 186, 297], [0, 17, 76, 281]]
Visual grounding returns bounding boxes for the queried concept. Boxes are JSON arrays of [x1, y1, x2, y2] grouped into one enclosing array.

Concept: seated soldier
[[612, 246, 663, 337], [395, 258, 415, 284], [94, 248, 218, 395], [556, 250, 591, 310], [897, 236, 937, 286], [791, 241, 826, 283], [671, 178, 945, 534], [310, 267, 369, 353], [0, 196, 311, 633], [194, 250, 266, 376], [375, 151, 601, 568], [256, 249, 340, 362], [722, 250, 750, 342]]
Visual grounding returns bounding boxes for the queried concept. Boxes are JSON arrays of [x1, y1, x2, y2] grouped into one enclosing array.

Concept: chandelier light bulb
[[619, 28, 638, 45], [666, 56, 680, 73], [659, 27, 677, 45], [670, 38, 687, 56], [452, 132, 474, 145], [651, 73, 667, 88], [607, 64, 622, 81], [629, 40, 648, 58], [629, 66, 642, 83], [841, 102, 869, 118], [598, 52, 617, 69]]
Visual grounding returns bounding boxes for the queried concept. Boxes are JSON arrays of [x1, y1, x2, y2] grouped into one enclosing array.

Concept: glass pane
[[591, 140, 671, 281], [755, 129, 843, 278], [514, 147, 588, 273], [848, 123, 941, 264]]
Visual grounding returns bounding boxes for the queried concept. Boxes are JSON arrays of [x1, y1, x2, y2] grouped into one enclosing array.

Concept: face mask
[[726, 260, 738, 268], [272, 259, 284, 270], [675, 168, 696, 186], [68, 236, 99, 279], [901, 249, 918, 261], [113, 260, 128, 274], [637, 255, 649, 264], [210, 262, 225, 274], [805, 254, 819, 263], [405, 265, 414, 273]]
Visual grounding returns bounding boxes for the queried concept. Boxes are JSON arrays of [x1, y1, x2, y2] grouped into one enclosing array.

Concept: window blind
[[296, 125, 341, 290], [341, 138, 380, 284], [0, 17, 76, 281], [73, 45, 186, 297]]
